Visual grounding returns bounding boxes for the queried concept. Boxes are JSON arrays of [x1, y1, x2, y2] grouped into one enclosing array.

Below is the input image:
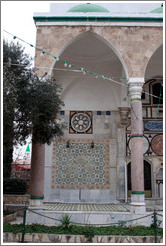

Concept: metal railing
[[17, 206, 163, 243]]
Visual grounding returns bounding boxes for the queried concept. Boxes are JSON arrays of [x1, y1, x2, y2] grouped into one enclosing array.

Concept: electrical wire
[[3, 62, 163, 100], [3, 30, 163, 122]]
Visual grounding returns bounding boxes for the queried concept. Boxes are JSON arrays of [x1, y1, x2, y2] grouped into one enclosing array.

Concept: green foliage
[[83, 225, 95, 242], [59, 214, 71, 229], [3, 39, 64, 177], [3, 178, 27, 194], [118, 220, 127, 227], [3, 210, 15, 216], [3, 224, 163, 237]]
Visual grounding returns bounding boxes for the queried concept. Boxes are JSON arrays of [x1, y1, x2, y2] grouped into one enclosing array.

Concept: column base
[[29, 196, 44, 207], [130, 193, 146, 214]]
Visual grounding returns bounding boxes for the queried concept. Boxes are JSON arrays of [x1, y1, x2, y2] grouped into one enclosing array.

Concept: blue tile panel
[[60, 111, 65, 115]]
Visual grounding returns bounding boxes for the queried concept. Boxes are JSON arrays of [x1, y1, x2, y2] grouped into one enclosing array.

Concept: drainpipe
[[124, 161, 128, 204]]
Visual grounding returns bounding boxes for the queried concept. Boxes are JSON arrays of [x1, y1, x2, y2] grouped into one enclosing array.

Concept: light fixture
[[91, 141, 94, 148], [66, 141, 70, 148], [64, 62, 68, 67]]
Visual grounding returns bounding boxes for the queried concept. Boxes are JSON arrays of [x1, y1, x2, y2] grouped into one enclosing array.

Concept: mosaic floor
[[43, 203, 162, 212]]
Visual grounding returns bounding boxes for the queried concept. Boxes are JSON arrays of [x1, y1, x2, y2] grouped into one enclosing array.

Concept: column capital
[[128, 78, 144, 100], [127, 77, 144, 83]]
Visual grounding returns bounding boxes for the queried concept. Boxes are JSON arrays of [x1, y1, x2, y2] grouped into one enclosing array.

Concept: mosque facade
[[29, 3, 163, 214]]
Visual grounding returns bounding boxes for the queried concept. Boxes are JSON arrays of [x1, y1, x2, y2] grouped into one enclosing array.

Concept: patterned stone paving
[[43, 203, 163, 212], [43, 203, 130, 212]]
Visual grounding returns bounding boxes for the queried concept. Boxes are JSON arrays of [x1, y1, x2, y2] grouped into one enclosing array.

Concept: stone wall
[[35, 25, 162, 78], [3, 233, 163, 243], [3, 195, 29, 204], [44, 109, 120, 203]]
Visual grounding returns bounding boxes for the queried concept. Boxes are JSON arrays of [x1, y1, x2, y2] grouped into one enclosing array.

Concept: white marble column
[[29, 143, 45, 207], [117, 107, 130, 202], [128, 78, 146, 214]]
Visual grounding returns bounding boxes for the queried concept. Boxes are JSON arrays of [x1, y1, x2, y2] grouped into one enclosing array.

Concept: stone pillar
[[117, 107, 130, 202], [128, 78, 146, 214], [29, 143, 45, 207]]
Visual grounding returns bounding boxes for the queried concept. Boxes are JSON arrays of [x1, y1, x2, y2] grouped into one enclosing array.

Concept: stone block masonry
[[3, 195, 29, 204], [35, 26, 162, 78], [3, 233, 163, 243]]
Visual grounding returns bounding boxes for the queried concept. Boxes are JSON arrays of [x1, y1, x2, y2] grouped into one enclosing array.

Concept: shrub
[[3, 178, 27, 194], [59, 214, 71, 230], [83, 226, 95, 242]]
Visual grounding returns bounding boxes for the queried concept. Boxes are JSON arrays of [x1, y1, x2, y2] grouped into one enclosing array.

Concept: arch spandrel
[[35, 26, 90, 76], [94, 26, 163, 78], [35, 25, 162, 79]]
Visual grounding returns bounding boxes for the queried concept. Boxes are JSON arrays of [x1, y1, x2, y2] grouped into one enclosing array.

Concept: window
[[152, 83, 163, 104]]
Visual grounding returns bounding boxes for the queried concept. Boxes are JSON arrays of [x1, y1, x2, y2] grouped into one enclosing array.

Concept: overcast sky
[[2, 1, 51, 57], [2, 1, 162, 58]]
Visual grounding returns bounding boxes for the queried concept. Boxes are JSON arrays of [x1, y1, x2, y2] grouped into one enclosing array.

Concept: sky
[[2, 1, 162, 50], [2, 1, 51, 58], [1, 1, 162, 58]]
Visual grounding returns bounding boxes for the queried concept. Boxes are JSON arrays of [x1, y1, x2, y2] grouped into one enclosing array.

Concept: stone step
[[42, 203, 162, 212]]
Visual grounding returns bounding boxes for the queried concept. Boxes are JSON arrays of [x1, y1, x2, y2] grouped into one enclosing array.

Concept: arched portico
[[29, 3, 163, 211], [42, 30, 131, 204], [50, 31, 128, 111]]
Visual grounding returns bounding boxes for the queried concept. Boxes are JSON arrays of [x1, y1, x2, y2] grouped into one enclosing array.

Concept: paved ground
[[43, 202, 163, 212], [9, 203, 162, 225]]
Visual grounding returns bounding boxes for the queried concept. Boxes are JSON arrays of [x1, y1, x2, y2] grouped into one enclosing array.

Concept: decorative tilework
[[144, 121, 163, 131], [126, 133, 163, 156], [106, 111, 111, 115], [151, 134, 163, 156], [52, 139, 110, 189], [97, 111, 101, 115], [69, 111, 93, 134], [60, 111, 65, 115], [96, 111, 111, 115]]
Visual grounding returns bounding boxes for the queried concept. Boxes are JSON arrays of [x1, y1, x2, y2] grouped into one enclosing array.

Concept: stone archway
[[50, 30, 128, 111], [144, 44, 163, 81], [43, 30, 130, 204]]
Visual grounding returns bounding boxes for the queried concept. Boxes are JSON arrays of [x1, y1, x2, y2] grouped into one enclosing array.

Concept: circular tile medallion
[[71, 113, 91, 133], [128, 135, 149, 154], [151, 134, 163, 156]]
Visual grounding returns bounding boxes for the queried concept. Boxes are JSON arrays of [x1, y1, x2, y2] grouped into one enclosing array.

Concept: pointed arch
[[49, 30, 128, 110], [49, 30, 128, 78], [144, 43, 163, 80]]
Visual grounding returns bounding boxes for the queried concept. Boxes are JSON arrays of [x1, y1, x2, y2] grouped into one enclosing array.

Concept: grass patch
[[3, 223, 163, 237]]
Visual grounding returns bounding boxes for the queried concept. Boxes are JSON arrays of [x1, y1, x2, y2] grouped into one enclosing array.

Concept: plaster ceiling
[[145, 45, 163, 80]]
